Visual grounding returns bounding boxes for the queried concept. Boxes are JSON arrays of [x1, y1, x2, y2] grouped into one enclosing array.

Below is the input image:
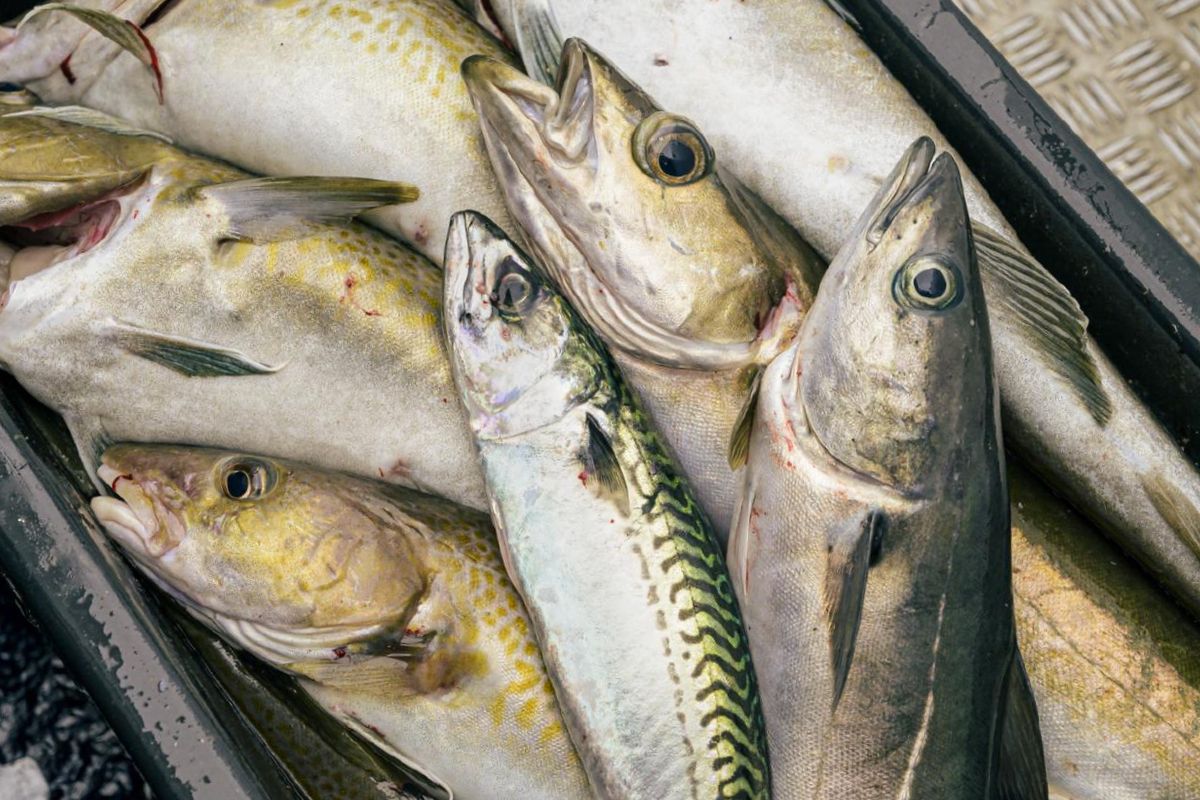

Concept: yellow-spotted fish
[[0, 0, 515, 262], [0, 106, 486, 508], [90, 444, 592, 800]]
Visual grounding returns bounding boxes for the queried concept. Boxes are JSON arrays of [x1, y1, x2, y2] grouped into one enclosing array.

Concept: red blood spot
[[500, 327, 511, 341], [578, 470, 589, 485], [413, 222, 429, 247], [385, 459, 412, 480], [478, 0, 513, 48], [377, 468, 385, 478], [609, 519, 615, 524], [110, 473, 134, 493], [59, 54, 76, 84], [132, 209, 139, 220], [333, 646, 347, 659], [363, 308, 381, 317], [440, 398, 448, 404], [127, 22, 165, 104]]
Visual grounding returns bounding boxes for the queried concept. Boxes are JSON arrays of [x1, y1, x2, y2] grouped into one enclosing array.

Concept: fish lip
[[93, 460, 180, 559], [865, 137, 936, 245]]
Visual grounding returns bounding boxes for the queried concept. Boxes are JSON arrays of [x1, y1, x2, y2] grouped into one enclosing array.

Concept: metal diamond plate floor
[[959, 0, 1200, 261]]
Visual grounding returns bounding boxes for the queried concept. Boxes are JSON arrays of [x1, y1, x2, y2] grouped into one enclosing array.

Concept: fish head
[[90, 445, 428, 662], [796, 139, 991, 491], [444, 210, 603, 440], [463, 38, 818, 370], [0, 111, 233, 367]]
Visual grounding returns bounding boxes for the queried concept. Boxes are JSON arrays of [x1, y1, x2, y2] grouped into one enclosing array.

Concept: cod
[[0, 0, 515, 263], [728, 140, 1046, 798], [89, 444, 593, 800], [0, 106, 486, 507]]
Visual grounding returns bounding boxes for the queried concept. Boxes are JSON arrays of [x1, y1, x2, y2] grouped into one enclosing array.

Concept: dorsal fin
[[823, 509, 885, 710], [197, 176, 419, 243], [972, 224, 1112, 425]]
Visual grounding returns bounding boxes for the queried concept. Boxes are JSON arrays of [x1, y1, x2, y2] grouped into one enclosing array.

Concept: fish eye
[[492, 257, 538, 316], [632, 112, 713, 187], [893, 256, 962, 311], [219, 459, 277, 501]]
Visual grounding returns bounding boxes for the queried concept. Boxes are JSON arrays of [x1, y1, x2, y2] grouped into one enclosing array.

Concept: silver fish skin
[[500, 0, 1200, 617], [443, 211, 770, 799], [88, 444, 591, 800], [1008, 463, 1200, 800], [0, 107, 487, 508], [0, 0, 515, 263], [461, 41, 817, 537], [729, 141, 1045, 798]]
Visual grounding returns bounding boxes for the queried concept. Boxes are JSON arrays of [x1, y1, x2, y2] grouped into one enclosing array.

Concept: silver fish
[[494, 0, 1200, 617], [89, 444, 592, 800], [728, 140, 1045, 798], [0, 0, 515, 263], [443, 210, 770, 799], [0, 107, 486, 508]]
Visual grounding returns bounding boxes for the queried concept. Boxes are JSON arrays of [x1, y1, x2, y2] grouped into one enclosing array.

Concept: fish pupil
[[658, 139, 696, 178], [226, 470, 251, 499], [913, 268, 947, 298]]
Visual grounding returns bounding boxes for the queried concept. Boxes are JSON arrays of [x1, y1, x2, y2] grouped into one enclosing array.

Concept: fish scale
[[444, 211, 769, 799]]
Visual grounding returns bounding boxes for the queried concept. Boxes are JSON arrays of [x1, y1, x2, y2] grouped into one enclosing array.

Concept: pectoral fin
[[23, 4, 164, 102], [972, 224, 1111, 425], [582, 413, 630, 516], [64, 414, 112, 495], [823, 509, 885, 710], [108, 321, 283, 378], [727, 368, 761, 471], [510, 0, 564, 86], [198, 176, 419, 243], [994, 650, 1049, 800]]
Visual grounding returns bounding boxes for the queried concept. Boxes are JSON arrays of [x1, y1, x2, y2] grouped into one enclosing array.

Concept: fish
[[727, 140, 1046, 798], [443, 210, 770, 799], [491, 0, 1200, 618], [0, 0, 516, 263], [0, 107, 487, 508], [89, 443, 592, 800], [461, 40, 820, 536], [1009, 462, 1200, 800]]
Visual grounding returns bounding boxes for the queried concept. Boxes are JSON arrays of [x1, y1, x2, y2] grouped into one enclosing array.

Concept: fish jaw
[[94, 459, 185, 559]]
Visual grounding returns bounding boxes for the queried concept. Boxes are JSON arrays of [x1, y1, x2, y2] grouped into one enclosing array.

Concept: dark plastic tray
[[2, 1, 1198, 799]]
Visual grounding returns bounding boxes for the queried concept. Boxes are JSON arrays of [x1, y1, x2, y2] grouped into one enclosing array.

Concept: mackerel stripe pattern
[[585, 323, 771, 799]]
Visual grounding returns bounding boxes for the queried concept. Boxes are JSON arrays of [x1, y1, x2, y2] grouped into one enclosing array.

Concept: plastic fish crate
[[1, 1, 1198, 798]]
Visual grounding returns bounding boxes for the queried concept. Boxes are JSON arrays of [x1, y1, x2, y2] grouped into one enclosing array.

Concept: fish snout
[[93, 463, 181, 559]]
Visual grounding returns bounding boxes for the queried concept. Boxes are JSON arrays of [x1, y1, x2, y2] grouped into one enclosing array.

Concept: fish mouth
[[92, 458, 183, 560], [0, 175, 144, 314], [862, 138, 967, 256]]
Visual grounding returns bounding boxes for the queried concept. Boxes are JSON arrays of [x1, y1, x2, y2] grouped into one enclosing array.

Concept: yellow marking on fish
[[515, 697, 540, 729], [539, 720, 565, 745]]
